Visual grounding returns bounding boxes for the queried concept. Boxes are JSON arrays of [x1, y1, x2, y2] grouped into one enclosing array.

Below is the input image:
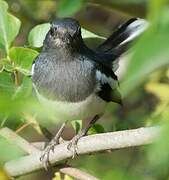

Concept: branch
[[0, 127, 40, 154], [3, 127, 160, 178]]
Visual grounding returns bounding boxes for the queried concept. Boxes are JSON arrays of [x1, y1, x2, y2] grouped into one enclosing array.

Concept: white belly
[[35, 87, 107, 125]]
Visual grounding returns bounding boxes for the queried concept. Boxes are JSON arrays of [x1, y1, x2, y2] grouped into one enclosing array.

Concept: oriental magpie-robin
[[32, 17, 148, 168]]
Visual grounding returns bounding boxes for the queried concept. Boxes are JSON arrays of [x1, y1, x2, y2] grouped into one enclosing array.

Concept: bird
[[32, 17, 148, 168]]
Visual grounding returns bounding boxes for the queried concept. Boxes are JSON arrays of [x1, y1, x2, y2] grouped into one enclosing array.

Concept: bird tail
[[96, 18, 149, 56]]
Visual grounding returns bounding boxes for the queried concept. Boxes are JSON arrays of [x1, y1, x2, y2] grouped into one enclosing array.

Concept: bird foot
[[40, 122, 67, 170], [67, 132, 84, 159], [40, 137, 59, 170]]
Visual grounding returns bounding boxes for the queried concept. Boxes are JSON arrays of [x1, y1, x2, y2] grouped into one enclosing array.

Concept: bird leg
[[40, 122, 67, 170], [40, 125, 54, 141], [67, 115, 101, 158]]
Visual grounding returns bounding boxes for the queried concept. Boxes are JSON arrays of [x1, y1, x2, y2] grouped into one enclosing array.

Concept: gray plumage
[[33, 50, 97, 102]]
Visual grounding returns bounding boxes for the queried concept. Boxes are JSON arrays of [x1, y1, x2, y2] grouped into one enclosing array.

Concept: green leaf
[[58, 0, 83, 17], [13, 76, 32, 99], [0, 0, 21, 54], [121, 8, 169, 96], [0, 138, 24, 165], [81, 28, 105, 39], [28, 23, 50, 48], [9, 47, 39, 75], [2, 58, 14, 72], [71, 120, 82, 134], [88, 124, 105, 135], [0, 71, 14, 93], [81, 28, 105, 48], [6, 13, 21, 48], [0, 61, 3, 72]]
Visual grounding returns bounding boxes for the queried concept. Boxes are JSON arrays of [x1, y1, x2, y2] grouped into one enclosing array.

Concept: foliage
[[71, 120, 82, 134], [0, 0, 21, 55], [53, 172, 73, 180], [28, 23, 50, 48], [0, 169, 9, 180], [0, 0, 169, 179], [57, 0, 83, 17]]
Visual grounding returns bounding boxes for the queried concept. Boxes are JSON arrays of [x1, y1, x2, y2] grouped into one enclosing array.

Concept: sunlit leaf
[[2, 59, 14, 72], [52, 172, 62, 180], [81, 28, 105, 48], [13, 76, 32, 99], [0, 0, 21, 54], [88, 124, 105, 135], [0, 169, 9, 180], [166, 68, 169, 78], [145, 82, 169, 101], [0, 72, 14, 93], [64, 175, 73, 180], [53, 172, 73, 180], [28, 23, 50, 48], [81, 28, 105, 39], [9, 47, 38, 75]]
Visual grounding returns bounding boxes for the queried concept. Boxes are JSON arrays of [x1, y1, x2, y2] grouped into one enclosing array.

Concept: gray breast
[[32, 52, 97, 102]]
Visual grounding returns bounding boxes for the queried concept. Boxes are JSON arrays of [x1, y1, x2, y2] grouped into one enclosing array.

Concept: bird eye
[[50, 27, 57, 36], [50, 28, 55, 36]]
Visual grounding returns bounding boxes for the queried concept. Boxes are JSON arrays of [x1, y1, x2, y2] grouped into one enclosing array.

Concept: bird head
[[44, 18, 83, 49]]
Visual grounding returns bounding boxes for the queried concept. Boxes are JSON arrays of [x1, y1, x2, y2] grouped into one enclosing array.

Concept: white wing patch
[[96, 70, 118, 89]]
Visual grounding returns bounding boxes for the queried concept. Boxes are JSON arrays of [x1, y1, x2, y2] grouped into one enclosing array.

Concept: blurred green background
[[0, 0, 169, 179]]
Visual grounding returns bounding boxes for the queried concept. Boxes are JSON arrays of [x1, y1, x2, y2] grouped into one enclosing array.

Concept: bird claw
[[40, 139, 59, 170], [40, 122, 67, 170], [67, 133, 84, 158], [40, 152, 50, 170]]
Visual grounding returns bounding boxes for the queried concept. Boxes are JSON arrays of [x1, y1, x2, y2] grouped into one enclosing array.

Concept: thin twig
[[3, 126, 160, 178], [13, 71, 20, 86], [0, 115, 8, 127], [15, 122, 32, 133], [23, 113, 42, 135]]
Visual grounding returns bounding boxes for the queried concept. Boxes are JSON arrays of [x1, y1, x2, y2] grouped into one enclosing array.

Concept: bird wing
[[95, 62, 122, 104], [92, 18, 149, 104], [82, 41, 122, 104]]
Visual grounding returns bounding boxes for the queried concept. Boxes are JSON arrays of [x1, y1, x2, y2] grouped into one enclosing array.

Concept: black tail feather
[[96, 18, 148, 56]]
